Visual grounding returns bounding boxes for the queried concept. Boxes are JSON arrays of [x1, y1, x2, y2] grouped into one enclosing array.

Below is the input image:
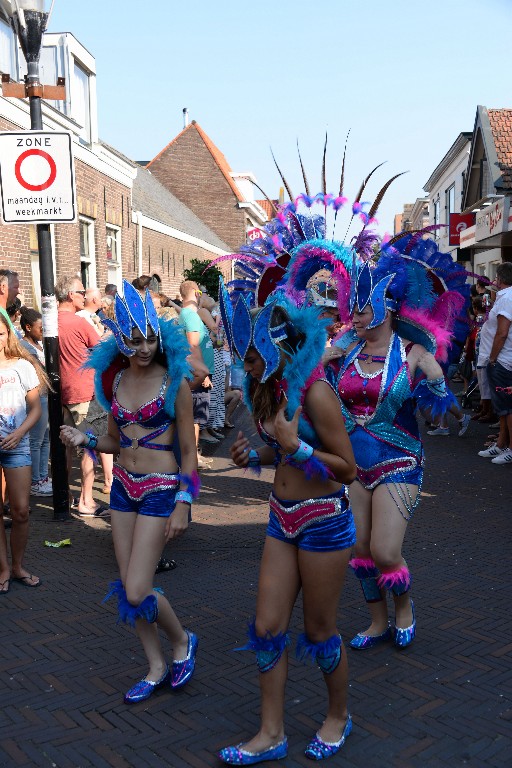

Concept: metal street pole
[[8, 2, 69, 520]]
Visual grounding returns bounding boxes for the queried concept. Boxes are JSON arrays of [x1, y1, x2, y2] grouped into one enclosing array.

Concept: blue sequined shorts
[[356, 463, 424, 490], [110, 464, 179, 517], [266, 488, 356, 552]]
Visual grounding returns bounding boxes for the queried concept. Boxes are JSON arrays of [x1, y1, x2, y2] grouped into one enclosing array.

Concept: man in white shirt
[[76, 287, 103, 337], [477, 262, 512, 464]]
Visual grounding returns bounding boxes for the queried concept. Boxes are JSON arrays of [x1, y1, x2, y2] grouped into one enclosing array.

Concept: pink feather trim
[[377, 566, 411, 590], [398, 306, 453, 361]]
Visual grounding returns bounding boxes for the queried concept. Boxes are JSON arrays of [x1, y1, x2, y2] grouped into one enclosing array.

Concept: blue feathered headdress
[[85, 316, 191, 419], [101, 280, 161, 355]]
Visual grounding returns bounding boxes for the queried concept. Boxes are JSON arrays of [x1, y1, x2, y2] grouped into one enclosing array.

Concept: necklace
[[354, 358, 384, 380]]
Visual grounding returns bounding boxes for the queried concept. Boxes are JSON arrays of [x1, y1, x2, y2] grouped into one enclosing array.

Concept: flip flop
[[12, 575, 41, 588], [0, 578, 10, 595], [155, 557, 177, 574], [78, 505, 110, 519]]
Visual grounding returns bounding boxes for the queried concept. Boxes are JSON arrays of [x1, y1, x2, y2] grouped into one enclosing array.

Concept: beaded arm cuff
[[287, 439, 314, 463], [247, 449, 261, 467], [84, 431, 98, 449], [413, 377, 456, 419]]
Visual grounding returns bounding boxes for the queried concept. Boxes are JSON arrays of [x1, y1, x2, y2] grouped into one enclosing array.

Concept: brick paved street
[[0, 404, 510, 768]]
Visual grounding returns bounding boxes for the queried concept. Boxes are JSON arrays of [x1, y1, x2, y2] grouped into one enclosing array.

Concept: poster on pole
[[0, 131, 77, 223]]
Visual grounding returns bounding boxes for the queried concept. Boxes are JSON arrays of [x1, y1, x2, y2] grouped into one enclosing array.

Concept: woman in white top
[[0, 313, 46, 594]]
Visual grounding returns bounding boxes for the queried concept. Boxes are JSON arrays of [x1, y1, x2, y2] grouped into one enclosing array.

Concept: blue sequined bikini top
[[111, 370, 174, 451]]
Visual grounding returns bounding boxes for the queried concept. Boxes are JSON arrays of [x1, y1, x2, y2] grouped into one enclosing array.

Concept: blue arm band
[[247, 449, 261, 467], [425, 377, 447, 396], [84, 431, 98, 450], [288, 439, 314, 463], [175, 491, 192, 506]]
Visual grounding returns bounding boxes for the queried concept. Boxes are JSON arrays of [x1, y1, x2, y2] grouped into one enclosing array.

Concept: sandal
[[0, 578, 10, 595], [155, 557, 177, 574], [12, 574, 41, 588]]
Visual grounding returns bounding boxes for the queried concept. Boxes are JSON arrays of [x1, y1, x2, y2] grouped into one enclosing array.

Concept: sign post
[[0, 127, 74, 520], [0, 131, 76, 223]]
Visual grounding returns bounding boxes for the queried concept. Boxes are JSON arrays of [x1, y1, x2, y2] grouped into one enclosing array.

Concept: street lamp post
[[1, 0, 69, 521]]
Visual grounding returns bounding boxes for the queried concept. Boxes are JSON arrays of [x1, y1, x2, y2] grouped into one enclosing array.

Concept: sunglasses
[[72, 290, 86, 296]]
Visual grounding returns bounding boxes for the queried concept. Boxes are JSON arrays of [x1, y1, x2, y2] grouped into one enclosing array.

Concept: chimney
[[183, 107, 189, 128]]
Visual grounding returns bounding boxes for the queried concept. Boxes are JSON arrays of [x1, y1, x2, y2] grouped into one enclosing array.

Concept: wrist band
[[84, 431, 98, 450], [247, 449, 261, 467], [175, 491, 192, 506], [288, 439, 314, 463]]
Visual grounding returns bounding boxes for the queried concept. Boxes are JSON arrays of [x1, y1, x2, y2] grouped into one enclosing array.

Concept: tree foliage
[[182, 258, 223, 300]]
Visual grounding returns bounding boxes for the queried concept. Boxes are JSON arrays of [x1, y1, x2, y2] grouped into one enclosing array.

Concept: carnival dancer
[[60, 281, 199, 703], [329, 237, 469, 650], [217, 281, 357, 764]]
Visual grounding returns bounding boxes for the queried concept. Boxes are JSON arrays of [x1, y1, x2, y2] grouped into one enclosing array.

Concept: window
[[106, 226, 122, 287], [80, 218, 96, 288], [433, 198, 440, 237], [446, 185, 455, 223], [0, 18, 16, 77], [73, 60, 91, 144]]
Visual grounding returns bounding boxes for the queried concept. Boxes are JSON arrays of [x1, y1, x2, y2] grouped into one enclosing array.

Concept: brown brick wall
[[148, 127, 247, 251], [133, 226, 231, 299], [1, 116, 228, 306]]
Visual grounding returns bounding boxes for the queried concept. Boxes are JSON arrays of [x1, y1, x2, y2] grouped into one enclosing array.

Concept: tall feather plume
[[271, 148, 294, 202], [354, 162, 386, 204], [368, 172, 407, 220], [338, 129, 350, 198], [332, 129, 350, 239], [250, 180, 279, 217], [403, 224, 445, 253], [297, 140, 310, 197], [321, 132, 328, 196]]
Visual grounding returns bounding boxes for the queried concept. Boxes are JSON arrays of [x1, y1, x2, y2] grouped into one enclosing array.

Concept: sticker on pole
[[0, 131, 77, 223]]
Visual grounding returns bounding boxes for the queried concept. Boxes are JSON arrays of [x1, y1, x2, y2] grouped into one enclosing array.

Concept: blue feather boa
[[84, 317, 191, 419]]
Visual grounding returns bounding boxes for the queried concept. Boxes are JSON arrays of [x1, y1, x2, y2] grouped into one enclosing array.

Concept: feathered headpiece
[[212, 138, 469, 361], [101, 280, 161, 356], [219, 277, 288, 383], [305, 281, 338, 309]]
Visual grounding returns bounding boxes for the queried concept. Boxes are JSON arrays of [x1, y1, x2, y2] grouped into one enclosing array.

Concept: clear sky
[[49, 0, 512, 234]]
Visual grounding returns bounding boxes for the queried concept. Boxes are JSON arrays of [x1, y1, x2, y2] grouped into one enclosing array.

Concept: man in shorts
[[56, 275, 107, 515]]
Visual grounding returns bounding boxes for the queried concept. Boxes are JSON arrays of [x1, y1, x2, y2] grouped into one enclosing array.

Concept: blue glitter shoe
[[349, 627, 392, 650], [394, 600, 416, 648], [304, 715, 352, 760], [170, 629, 198, 689], [123, 664, 170, 704], [218, 737, 288, 765]]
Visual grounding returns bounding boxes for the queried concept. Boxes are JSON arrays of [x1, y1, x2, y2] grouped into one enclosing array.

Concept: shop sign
[[449, 213, 475, 246], [475, 197, 509, 242]]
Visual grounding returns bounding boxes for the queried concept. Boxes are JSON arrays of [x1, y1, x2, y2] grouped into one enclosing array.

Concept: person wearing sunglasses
[[56, 276, 107, 517]]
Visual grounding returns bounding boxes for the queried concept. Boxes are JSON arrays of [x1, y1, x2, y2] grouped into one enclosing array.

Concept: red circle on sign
[[14, 149, 57, 192]]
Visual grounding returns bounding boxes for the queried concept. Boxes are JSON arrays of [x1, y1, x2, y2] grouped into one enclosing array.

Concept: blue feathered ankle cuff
[[103, 579, 159, 626], [296, 633, 342, 674], [234, 620, 290, 673]]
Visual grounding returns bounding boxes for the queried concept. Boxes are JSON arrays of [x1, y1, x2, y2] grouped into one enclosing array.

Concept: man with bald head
[[76, 286, 103, 336]]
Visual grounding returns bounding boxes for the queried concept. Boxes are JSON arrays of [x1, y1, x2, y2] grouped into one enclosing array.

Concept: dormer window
[[73, 60, 91, 145], [0, 17, 17, 77]]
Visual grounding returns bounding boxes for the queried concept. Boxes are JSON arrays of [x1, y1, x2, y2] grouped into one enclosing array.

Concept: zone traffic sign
[[0, 131, 77, 223]]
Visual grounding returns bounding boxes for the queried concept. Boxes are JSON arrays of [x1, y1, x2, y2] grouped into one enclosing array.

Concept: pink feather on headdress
[[398, 306, 454, 361]]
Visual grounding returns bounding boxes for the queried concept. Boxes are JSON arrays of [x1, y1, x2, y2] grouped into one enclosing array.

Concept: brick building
[[0, 22, 230, 307], [146, 121, 267, 252]]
